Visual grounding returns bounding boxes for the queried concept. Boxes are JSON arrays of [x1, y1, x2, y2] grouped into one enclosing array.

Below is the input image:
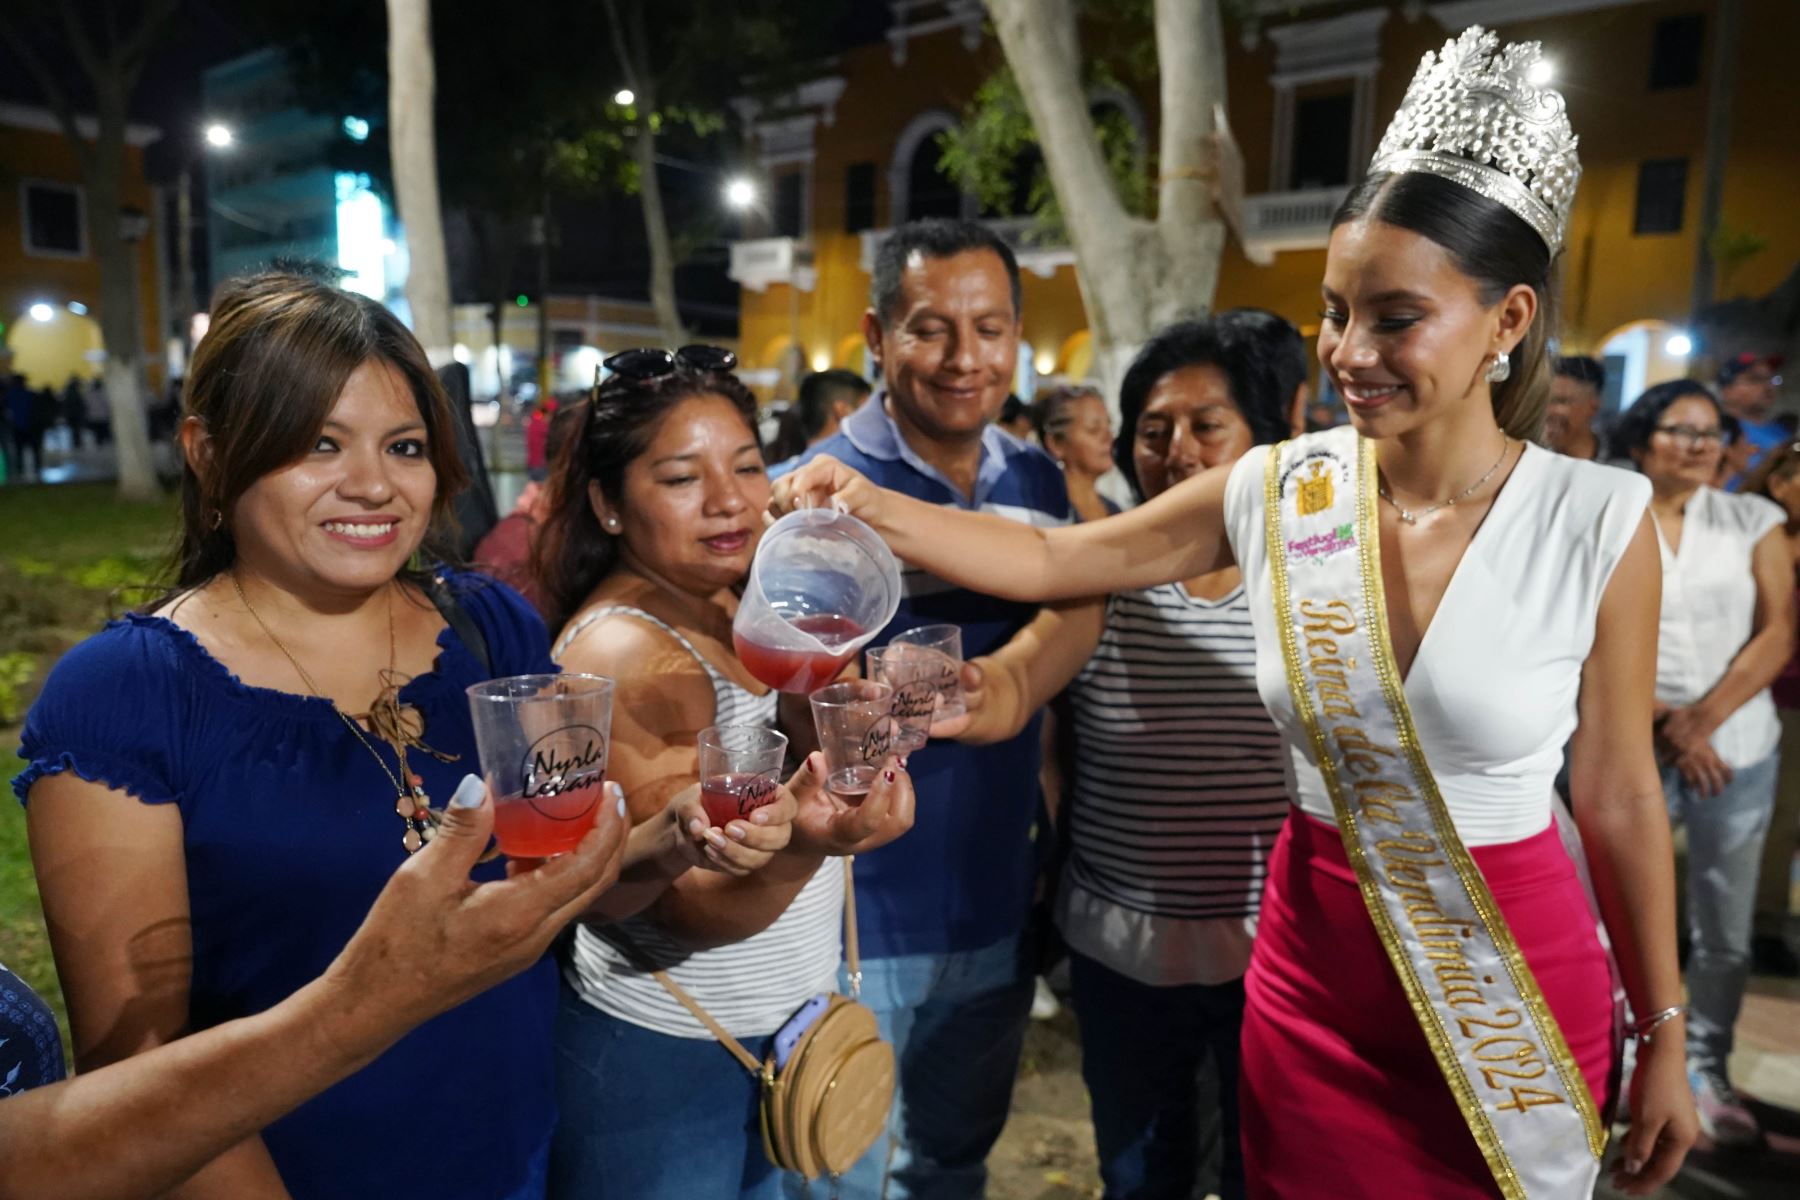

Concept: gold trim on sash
[[1261, 436, 1605, 1199]]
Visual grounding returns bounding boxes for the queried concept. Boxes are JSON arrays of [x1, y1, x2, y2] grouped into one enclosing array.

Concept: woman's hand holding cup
[[788, 749, 916, 857], [665, 778, 797, 878]]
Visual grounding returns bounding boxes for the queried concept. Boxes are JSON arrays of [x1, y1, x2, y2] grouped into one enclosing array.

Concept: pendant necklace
[[1378, 434, 1511, 526], [232, 573, 457, 853]]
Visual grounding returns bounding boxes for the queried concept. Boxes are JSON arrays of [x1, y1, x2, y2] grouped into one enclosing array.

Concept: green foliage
[[938, 63, 1151, 242], [1711, 224, 1770, 289], [0, 653, 35, 725]]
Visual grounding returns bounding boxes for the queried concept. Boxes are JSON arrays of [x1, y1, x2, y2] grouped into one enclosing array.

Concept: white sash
[[1263, 432, 1606, 1199]]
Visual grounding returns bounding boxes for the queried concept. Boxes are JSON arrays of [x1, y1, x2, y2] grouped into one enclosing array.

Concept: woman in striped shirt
[[532, 351, 915, 1199], [949, 314, 1302, 1200]]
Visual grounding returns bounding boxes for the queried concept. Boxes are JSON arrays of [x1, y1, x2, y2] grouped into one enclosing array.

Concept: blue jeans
[[549, 980, 782, 1199], [1069, 950, 1245, 1200], [1664, 751, 1779, 1075], [787, 934, 1033, 1200]]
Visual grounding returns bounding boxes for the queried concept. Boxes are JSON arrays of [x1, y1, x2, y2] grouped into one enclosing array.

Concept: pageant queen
[[772, 27, 1698, 1198]]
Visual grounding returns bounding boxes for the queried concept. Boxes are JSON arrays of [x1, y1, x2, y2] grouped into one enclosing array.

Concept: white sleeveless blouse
[[1223, 430, 1652, 846], [553, 605, 844, 1039]]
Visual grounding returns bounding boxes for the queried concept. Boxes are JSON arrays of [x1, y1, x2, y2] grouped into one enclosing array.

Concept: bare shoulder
[[556, 607, 715, 710]]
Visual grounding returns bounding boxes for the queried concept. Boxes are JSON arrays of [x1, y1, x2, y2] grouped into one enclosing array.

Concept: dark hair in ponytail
[[1332, 171, 1558, 441], [532, 370, 760, 633]]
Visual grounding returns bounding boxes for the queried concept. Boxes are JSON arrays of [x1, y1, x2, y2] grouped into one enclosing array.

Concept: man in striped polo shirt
[[772, 218, 1073, 1200]]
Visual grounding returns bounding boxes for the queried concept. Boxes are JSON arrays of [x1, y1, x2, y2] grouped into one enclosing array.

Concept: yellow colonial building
[[0, 103, 166, 391], [728, 0, 1800, 411]]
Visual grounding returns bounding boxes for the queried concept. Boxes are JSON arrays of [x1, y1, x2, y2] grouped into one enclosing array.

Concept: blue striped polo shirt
[[772, 394, 1072, 958]]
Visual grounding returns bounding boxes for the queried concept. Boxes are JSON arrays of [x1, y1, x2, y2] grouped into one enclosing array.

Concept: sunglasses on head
[[595, 344, 738, 392]]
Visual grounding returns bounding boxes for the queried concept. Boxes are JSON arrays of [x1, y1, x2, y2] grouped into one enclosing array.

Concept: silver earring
[[1486, 350, 1512, 384]]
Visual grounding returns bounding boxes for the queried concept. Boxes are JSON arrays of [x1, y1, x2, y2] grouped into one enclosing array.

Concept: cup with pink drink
[[467, 673, 615, 857], [697, 725, 788, 828]]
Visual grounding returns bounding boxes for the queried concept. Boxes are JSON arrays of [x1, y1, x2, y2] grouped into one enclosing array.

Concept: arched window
[[890, 111, 967, 225]]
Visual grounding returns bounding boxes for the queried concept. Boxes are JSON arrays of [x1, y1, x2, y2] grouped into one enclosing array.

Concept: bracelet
[[1630, 1005, 1685, 1043]]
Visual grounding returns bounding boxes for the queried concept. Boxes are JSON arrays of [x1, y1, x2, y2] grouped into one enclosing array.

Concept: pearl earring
[[1486, 350, 1512, 384]]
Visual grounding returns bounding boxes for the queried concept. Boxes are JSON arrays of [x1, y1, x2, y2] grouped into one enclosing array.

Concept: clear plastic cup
[[864, 644, 941, 753], [732, 508, 902, 694], [467, 673, 615, 858], [887, 624, 964, 720], [808, 680, 899, 796], [697, 725, 788, 828]]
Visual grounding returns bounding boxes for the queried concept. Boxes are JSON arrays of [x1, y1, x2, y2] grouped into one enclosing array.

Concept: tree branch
[[601, 0, 642, 96], [0, 14, 98, 172], [1153, 0, 1224, 232], [988, 0, 1137, 342], [54, 0, 105, 80], [117, 0, 181, 90]]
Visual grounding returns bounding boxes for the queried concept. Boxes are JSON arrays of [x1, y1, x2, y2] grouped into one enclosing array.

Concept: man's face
[[863, 248, 1020, 445], [1544, 374, 1600, 450], [1721, 361, 1779, 422]]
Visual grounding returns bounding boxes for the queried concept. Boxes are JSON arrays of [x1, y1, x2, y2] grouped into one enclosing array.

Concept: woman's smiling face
[[1318, 219, 1531, 438]]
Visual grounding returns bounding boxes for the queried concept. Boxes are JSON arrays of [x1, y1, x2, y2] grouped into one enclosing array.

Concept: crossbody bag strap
[[843, 855, 862, 998], [631, 854, 863, 1073], [648, 966, 765, 1075]]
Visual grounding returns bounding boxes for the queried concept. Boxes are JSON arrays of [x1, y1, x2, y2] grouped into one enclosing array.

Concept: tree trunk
[[987, 0, 1228, 406], [387, 0, 454, 364], [89, 76, 159, 502], [635, 127, 686, 344], [604, 0, 684, 345]]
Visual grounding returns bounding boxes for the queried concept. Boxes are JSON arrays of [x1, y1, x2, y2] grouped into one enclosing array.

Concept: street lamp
[[614, 88, 635, 106], [204, 122, 234, 149], [724, 176, 758, 210]]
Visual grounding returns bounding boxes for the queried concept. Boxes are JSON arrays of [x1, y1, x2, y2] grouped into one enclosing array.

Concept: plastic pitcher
[[732, 508, 902, 693]]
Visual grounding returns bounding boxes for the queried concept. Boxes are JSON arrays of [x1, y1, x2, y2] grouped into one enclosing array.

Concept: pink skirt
[[1240, 810, 1616, 1198]]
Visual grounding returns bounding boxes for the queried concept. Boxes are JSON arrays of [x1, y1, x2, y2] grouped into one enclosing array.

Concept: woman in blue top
[[14, 271, 791, 1199]]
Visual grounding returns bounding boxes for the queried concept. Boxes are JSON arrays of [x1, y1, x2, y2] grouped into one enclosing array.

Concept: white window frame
[[20, 178, 88, 260], [889, 109, 976, 225], [1265, 8, 1389, 193]]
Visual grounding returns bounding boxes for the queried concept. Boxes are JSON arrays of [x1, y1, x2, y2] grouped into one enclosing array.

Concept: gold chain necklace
[[231, 572, 450, 854], [1378, 435, 1511, 526]]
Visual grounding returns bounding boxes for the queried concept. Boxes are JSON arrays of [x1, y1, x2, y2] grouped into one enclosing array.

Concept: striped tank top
[[1056, 582, 1290, 986], [553, 604, 844, 1039]]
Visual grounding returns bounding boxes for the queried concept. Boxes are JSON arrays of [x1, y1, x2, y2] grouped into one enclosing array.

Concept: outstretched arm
[[0, 790, 628, 1200], [772, 454, 1239, 602], [942, 601, 1106, 745]]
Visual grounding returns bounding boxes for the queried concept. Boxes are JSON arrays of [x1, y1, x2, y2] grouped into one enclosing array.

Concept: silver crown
[[1369, 26, 1581, 254]]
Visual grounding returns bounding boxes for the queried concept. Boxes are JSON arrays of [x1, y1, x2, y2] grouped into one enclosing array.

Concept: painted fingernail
[[705, 829, 729, 849], [727, 823, 748, 841], [883, 769, 896, 783], [449, 774, 485, 809], [898, 756, 908, 769], [608, 781, 626, 818], [689, 818, 707, 838]]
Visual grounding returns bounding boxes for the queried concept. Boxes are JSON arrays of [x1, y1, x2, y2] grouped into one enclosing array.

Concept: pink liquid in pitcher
[[493, 781, 604, 858], [700, 772, 781, 828], [734, 613, 865, 693]]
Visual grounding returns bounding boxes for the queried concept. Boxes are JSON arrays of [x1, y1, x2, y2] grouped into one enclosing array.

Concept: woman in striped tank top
[[943, 314, 1302, 1200], [531, 351, 916, 1199]]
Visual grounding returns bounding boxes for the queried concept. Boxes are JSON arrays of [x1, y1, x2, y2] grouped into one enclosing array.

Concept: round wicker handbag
[[645, 857, 894, 1180]]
